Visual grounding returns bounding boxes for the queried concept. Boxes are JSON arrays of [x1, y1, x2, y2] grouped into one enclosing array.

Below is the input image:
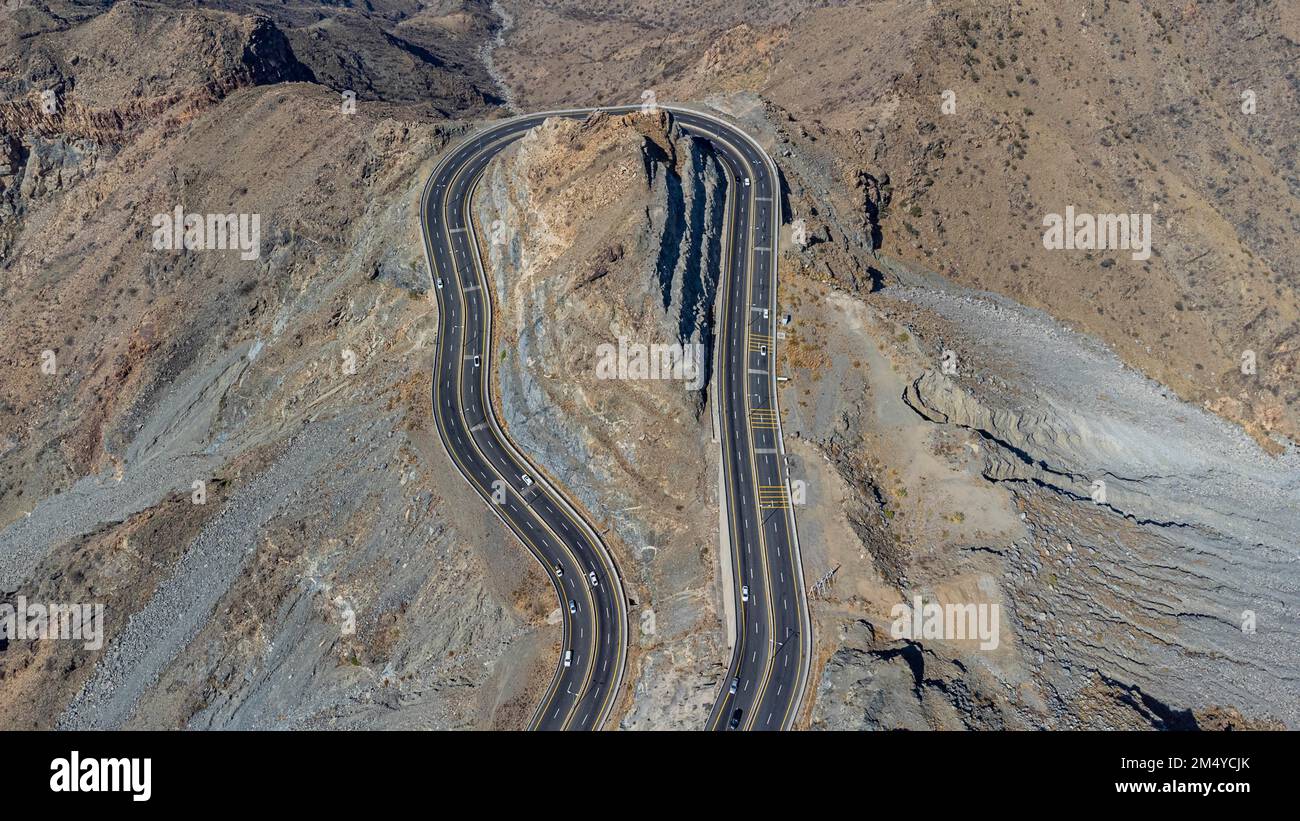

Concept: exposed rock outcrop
[[841, 284, 1300, 728], [474, 110, 730, 728]]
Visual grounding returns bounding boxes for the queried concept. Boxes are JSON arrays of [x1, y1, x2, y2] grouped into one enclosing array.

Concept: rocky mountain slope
[[492, 0, 1300, 449], [722, 91, 1300, 729], [481, 1, 1300, 727], [0, 0, 548, 729], [892, 285, 1300, 727], [3, 0, 1296, 732]]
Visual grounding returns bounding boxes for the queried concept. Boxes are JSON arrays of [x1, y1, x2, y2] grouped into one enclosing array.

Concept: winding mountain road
[[420, 105, 811, 731]]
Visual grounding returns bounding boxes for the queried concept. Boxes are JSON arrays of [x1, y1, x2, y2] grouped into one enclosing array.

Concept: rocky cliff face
[[0, 4, 314, 258], [474, 111, 731, 728], [0, 1, 507, 257]]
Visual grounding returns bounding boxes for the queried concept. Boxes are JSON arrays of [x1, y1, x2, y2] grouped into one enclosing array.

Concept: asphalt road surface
[[420, 105, 810, 731]]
